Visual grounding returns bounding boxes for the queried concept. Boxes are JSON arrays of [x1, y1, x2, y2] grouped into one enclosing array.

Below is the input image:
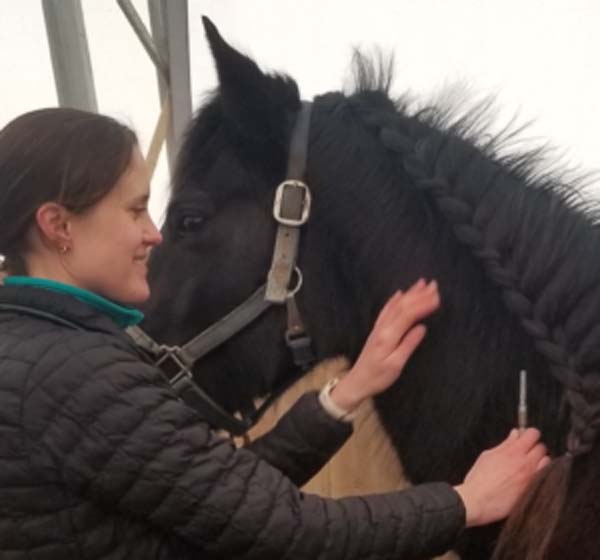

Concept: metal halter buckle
[[273, 180, 311, 226], [156, 345, 192, 384], [286, 266, 303, 298]]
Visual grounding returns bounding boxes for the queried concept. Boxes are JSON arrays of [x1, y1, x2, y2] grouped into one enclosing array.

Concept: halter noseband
[[128, 101, 315, 436]]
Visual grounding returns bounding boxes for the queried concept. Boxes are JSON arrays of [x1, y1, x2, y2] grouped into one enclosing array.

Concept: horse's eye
[[177, 215, 205, 233]]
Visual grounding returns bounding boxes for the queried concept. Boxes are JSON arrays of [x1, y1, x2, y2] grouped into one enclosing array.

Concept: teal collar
[[3, 276, 144, 328]]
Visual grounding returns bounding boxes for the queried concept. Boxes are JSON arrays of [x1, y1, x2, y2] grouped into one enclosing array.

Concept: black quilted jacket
[[0, 285, 465, 559]]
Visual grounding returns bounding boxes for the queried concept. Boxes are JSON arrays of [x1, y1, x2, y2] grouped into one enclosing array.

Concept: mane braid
[[342, 54, 600, 555], [377, 117, 600, 456]]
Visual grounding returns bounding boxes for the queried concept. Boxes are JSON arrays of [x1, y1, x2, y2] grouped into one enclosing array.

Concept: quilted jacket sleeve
[[24, 331, 465, 560], [245, 391, 353, 487]]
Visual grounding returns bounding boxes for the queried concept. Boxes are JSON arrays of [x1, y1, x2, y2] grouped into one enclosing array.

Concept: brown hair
[[491, 369, 600, 560], [0, 108, 137, 274], [491, 455, 571, 560]]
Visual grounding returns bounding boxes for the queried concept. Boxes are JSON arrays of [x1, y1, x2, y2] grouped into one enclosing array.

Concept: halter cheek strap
[[266, 101, 314, 368], [266, 101, 313, 303]]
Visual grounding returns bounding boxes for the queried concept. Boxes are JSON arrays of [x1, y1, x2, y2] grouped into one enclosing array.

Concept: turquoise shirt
[[3, 276, 144, 328]]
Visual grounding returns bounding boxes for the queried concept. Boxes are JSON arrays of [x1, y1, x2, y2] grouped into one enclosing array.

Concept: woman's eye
[[177, 215, 205, 233]]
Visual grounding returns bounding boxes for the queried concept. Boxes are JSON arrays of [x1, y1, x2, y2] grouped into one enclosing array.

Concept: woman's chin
[[111, 282, 151, 306], [128, 286, 151, 305]]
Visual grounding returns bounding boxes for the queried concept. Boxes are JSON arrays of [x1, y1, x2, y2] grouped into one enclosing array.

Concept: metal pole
[[42, 0, 97, 111], [148, 0, 192, 170], [148, 0, 169, 95], [117, 0, 169, 84], [163, 0, 192, 166]]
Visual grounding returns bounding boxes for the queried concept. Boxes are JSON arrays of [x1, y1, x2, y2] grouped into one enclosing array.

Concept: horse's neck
[[304, 178, 464, 357]]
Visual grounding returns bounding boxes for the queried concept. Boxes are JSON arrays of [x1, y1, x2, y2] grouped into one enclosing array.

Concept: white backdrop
[[1, 0, 599, 223]]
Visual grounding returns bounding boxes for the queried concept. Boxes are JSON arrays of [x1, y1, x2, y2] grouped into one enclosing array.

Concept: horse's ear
[[201, 16, 300, 156]]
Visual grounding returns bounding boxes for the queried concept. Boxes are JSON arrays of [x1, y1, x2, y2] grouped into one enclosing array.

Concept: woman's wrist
[[319, 377, 362, 422], [329, 373, 366, 412], [453, 484, 482, 528]]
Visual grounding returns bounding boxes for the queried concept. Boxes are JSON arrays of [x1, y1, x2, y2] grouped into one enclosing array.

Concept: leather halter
[[127, 102, 315, 436]]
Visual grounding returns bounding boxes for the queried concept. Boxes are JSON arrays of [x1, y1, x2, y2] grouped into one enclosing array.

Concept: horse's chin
[[190, 348, 278, 414]]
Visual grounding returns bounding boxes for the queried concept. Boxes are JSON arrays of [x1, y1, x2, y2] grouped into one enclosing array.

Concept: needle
[[518, 369, 528, 435]]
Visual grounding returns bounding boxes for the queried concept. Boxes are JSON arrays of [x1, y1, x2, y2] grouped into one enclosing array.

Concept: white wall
[[2, 0, 599, 223]]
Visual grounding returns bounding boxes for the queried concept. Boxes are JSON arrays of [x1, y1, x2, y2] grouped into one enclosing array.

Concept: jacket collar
[[2, 276, 143, 328], [0, 283, 136, 341]]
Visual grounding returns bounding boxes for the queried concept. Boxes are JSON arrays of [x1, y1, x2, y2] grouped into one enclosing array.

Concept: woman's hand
[[330, 278, 440, 412], [454, 428, 550, 527]]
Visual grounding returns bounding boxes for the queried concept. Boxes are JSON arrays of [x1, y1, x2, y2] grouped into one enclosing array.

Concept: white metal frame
[[42, 0, 192, 176], [42, 0, 98, 112]]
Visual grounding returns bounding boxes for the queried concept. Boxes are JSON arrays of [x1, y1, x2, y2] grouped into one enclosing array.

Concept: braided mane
[[341, 53, 600, 457], [317, 59, 600, 557]]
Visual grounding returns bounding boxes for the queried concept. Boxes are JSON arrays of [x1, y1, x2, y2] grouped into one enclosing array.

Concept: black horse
[[144, 18, 600, 559]]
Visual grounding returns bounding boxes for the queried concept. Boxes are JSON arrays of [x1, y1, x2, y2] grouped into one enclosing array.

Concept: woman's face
[[66, 147, 162, 304]]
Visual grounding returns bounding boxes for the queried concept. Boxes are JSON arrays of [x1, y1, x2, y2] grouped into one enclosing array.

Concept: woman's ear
[[35, 202, 72, 251]]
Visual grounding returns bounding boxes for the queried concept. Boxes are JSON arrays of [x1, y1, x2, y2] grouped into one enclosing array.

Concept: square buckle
[[273, 180, 311, 226], [156, 346, 193, 384]]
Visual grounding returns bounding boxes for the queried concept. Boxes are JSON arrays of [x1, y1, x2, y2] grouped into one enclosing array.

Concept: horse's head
[[144, 19, 364, 415]]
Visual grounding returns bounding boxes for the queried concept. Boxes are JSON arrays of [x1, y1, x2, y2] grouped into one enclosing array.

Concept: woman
[[0, 108, 548, 559]]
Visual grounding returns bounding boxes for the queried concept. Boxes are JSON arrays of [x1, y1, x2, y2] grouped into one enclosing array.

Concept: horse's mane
[[325, 52, 599, 443], [333, 53, 600, 558]]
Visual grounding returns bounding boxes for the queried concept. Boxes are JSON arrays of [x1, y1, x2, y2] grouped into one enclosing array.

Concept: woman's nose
[[145, 219, 163, 246]]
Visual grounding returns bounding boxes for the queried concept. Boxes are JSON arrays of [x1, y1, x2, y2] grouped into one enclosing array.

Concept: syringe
[[518, 369, 527, 435]]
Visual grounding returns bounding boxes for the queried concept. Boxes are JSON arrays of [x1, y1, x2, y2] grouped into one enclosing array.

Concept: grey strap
[[266, 224, 301, 302], [126, 324, 163, 355], [285, 295, 315, 369], [179, 285, 271, 365], [127, 286, 271, 367], [287, 101, 312, 180], [265, 102, 313, 303]]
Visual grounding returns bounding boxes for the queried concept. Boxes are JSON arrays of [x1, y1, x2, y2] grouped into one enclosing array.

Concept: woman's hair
[[0, 108, 137, 274]]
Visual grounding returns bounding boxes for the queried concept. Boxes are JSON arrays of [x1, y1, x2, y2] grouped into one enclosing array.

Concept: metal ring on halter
[[286, 266, 303, 298]]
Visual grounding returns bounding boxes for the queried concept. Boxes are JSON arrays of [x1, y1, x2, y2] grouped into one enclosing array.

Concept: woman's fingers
[[496, 428, 542, 455], [512, 427, 542, 450], [367, 279, 439, 369], [374, 279, 428, 327], [387, 324, 427, 370], [536, 456, 551, 471], [374, 278, 430, 329], [381, 282, 439, 346], [373, 289, 404, 330], [527, 443, 547, 464]]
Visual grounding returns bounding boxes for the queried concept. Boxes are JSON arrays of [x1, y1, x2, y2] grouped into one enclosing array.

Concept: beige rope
[[146, 90, 171, 177]]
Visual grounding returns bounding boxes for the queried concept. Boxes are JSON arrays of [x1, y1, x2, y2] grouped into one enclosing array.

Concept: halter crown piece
[[127, 102, 316, 436]]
